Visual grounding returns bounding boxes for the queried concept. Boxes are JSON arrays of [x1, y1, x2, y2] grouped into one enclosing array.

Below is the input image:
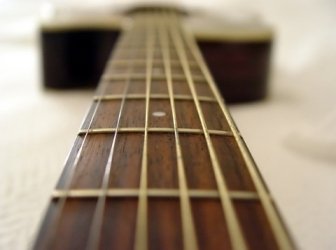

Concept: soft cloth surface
[[1, 1, 336, 249]]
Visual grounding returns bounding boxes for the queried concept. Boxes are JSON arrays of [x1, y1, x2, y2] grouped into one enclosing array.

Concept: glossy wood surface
[[41, 11, 272, 103], [34, 8, 293, 250]]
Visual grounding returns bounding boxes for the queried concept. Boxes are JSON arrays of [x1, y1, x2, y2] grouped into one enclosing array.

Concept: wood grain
[[34, 9, 293, 250]]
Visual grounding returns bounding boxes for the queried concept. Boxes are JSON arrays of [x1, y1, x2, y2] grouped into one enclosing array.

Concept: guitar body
[[41, 7, 272, 103], [34, 5, 294, 250]]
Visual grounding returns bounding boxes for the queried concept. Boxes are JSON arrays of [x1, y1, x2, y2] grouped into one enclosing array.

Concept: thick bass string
[[34, 9, 294, 250]]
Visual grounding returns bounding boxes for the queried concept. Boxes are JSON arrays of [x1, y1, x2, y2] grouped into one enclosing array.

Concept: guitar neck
[[34, 9, 293, 250]]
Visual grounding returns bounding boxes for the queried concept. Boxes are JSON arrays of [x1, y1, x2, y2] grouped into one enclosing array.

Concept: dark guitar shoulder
[[40, 9, 272, 103]]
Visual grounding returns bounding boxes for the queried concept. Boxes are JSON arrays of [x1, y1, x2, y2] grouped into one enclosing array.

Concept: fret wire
[[181, 14, 294, 250], [52, 189, 260, 200], [108, 59, 194, 67], [134, 13, 155, 250], [102, 73, 205, 82], [158, 13, 198, 250], [85, 16, 143, 250], [168, 13, 248, 250], [93, 93, 217, 102], [78, 127, 235, 136], [41, 26, 137, 248]]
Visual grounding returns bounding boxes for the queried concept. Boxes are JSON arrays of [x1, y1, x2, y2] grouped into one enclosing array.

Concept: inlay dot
[[152, 111, 166, 117]]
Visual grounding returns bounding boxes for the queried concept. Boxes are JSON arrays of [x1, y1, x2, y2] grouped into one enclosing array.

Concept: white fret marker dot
[[152, 111, 166, 117]]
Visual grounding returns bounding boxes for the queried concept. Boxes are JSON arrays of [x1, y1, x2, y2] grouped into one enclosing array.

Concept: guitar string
[[102, 72, 205, 82], [168, 11, 248, 250], [39, 8, 291, 250], [158, 12, 198, 250], [84, 14, 144, 250], [78, 127, 235, 136], [181, 13, 294, 250], [52, 188, 260, 200], [39, 29, 134, 248], [91, 93, 218, 102], [134, 12, 155, 250]]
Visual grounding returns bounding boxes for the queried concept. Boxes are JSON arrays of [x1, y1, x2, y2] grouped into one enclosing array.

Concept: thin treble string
[[42, 21, 138, 249], [85, 14, 143, 250], [180, 11, 294, 250], [158, 11, 199, 250], [134, 11, 155, 250], [167, 12, 248, 250]]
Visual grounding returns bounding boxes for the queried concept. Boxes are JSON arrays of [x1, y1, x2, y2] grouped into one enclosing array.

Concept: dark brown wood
[[148, 134, 178, 188], [198, 40, 272, 103], [149, 198, 183, 250], [180, 134, 217, 189], [100, 198, 138, 250], [40, 11, 272, 103], [34, 8, 293, 250], [192, 199, 232, 249], [234, 200, 278, 249], [41, 29, 120, 89], [211, 135, 256, 191], [108, 134, 143, 188]]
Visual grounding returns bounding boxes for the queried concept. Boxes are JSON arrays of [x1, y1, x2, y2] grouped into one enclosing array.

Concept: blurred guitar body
[[34, 5, 294, 250]]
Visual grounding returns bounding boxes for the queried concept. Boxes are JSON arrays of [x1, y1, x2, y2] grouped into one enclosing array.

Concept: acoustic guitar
[[34, 5, 294, 250]]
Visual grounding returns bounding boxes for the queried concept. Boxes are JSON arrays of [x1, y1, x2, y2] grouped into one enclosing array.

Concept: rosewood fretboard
[[34, 9, 294, 250]]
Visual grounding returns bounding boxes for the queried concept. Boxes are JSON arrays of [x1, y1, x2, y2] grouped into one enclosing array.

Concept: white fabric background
[[0, 0, 336, 249]]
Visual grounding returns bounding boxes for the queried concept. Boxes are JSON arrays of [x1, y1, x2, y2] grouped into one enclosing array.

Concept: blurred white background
[[0, 0, 336, 249]]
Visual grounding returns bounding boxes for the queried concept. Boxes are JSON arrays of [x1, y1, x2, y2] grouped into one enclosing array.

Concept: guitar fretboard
[[34, 10, 293, 250]]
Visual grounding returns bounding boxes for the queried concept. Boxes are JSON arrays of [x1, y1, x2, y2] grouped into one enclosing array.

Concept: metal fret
[[78, 127, 235, 136], [93, 93, 217, 102], [102, 72, 205, 82], [134, 14, 155, 250], [85, 20, 141, 250], [40, 28, 138, 249], [181, 13, 294, 250], [52, 189, 261, 200], [108, 58, 198, 67], [158, 14, 198, 250], [168, 13, 248, 250], [34, 8, 295, 250]]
